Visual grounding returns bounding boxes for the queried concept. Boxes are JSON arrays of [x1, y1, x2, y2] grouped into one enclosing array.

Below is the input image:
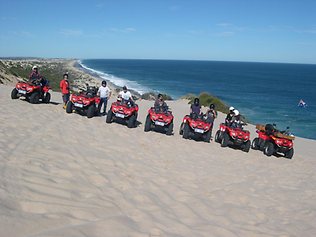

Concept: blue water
[[80, 59, 316, 140]]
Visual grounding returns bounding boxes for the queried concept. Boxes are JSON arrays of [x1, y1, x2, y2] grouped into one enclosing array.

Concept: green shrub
[[141, 92, 173, 101], [184, 92, 230, 114]]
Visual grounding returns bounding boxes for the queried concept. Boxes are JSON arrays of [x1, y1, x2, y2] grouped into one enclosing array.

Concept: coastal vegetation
[[182, 92, 230, 114], [141, 92, 173, 101], [0, 60, 71, 91]]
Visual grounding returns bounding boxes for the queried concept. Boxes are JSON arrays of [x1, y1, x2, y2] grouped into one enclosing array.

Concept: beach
[[1, 62, 316, 237]]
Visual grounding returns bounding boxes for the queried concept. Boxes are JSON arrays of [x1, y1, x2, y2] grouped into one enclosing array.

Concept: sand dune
[[0, 84, 316, 237]]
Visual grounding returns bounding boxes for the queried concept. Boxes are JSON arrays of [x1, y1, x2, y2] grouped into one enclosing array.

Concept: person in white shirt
[[118, 86, 134, 106], [97, 80, 111, 115]]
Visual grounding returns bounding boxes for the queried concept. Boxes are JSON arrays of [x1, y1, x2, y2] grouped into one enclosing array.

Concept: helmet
[[194, 98, 199, 105], [234, 109, 240, 116], [229, 106, 235, 111], [63, 73, 68, 78], [209, 103, 215, 109], [102, 80, 106, 86], [123, 86, 127, 90], [32, 65, 38, 70]]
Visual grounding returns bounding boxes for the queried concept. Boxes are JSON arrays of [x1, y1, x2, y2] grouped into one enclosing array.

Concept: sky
[[0, 0, 316, 64]]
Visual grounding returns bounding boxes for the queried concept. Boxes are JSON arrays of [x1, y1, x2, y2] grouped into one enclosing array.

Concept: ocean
[[80, 59, 316, 140]]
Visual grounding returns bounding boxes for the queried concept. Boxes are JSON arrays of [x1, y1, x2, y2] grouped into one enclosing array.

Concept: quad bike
[[215, 123, 251, 152], [106, 100, 139, 128], [11, 80, 51, 104], [179, 113, 212, 142], [66, 85, 100, 118], [252, 124, 295, 159], [144, 106, 174, 135]]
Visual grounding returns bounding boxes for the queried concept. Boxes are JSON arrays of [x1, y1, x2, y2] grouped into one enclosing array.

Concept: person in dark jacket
[[190, 98, 201, 118], [225, 106, 235, 126], [29, 65, 42, 84], [154, 94, 168, 112]]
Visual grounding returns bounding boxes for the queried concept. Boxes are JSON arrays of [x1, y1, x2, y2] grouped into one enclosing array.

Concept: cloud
[[60, 29, 83, 37], [7, 30, 32, 38], [296, 28, 316, 34], [109, 27, 136, 33], [214, 22, 246, 37]]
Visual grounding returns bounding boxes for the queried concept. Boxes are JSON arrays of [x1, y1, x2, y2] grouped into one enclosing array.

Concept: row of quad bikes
[[11, 82, 294, 159]]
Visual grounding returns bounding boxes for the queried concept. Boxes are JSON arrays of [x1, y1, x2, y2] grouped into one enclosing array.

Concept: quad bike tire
[[127, 115, 136, 128], [258, 138, 266, 151], [221, 133, 229, 147], [106, 109, 113, 123], [179, 122, 184, 135], [43, 92, 51, 103], [251, 138, 259, 150], [284, 148, 294, 159], [243, 140, 251, 153], [29, 92, 40, 104], [144, 115, 151, 132], [215, 130, 222, 143], [166, 122, 173, 136], [204, 130, 211, 143], [11, 88, 19, 99], [182, 123, 190, 139], [66, 101, 73, 113], [87, 105, 95, 118], [264, 142, 275, 157]]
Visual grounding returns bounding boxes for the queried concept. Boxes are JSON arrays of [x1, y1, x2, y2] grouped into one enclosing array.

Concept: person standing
[[97, 80, 111, 115], [60, 73, 70, 109], [206, 104, 218, 138]]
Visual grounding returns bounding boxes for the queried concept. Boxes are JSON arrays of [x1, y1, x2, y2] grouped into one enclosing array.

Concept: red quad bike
[[106, 101, 139, 128], [215, 123, 251, 152], [179, 114, 212, 142], [66, 86, 100, 118], [252, 124, 294, 159], [144, 106, 174, 135], [11, 80, 51, 104]]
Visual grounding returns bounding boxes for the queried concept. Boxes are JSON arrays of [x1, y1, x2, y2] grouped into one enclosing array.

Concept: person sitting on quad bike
[[29, 65, 44, 84], [154, 93, 168, 113], [190, 98, 201, 118], [225, 106, 235, 126], [231, 109, 245, 129], [118, 86, 134, 107]]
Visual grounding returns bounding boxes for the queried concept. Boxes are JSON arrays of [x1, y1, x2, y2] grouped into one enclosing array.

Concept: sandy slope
[[0, 85, 315, 237]]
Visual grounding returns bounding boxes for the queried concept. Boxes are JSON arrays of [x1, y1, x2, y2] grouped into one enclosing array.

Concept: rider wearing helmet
[[231, 109, 242, 128], [154, 93, 168, 112], [190, 98, 201, 116], [29, 65, 43, 84], [206, 103, 217, 123], [225, 106, 235, 126], [205, 103, 218, 138], [118, 86, 134, 106], [97, 80, 111, 115]]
